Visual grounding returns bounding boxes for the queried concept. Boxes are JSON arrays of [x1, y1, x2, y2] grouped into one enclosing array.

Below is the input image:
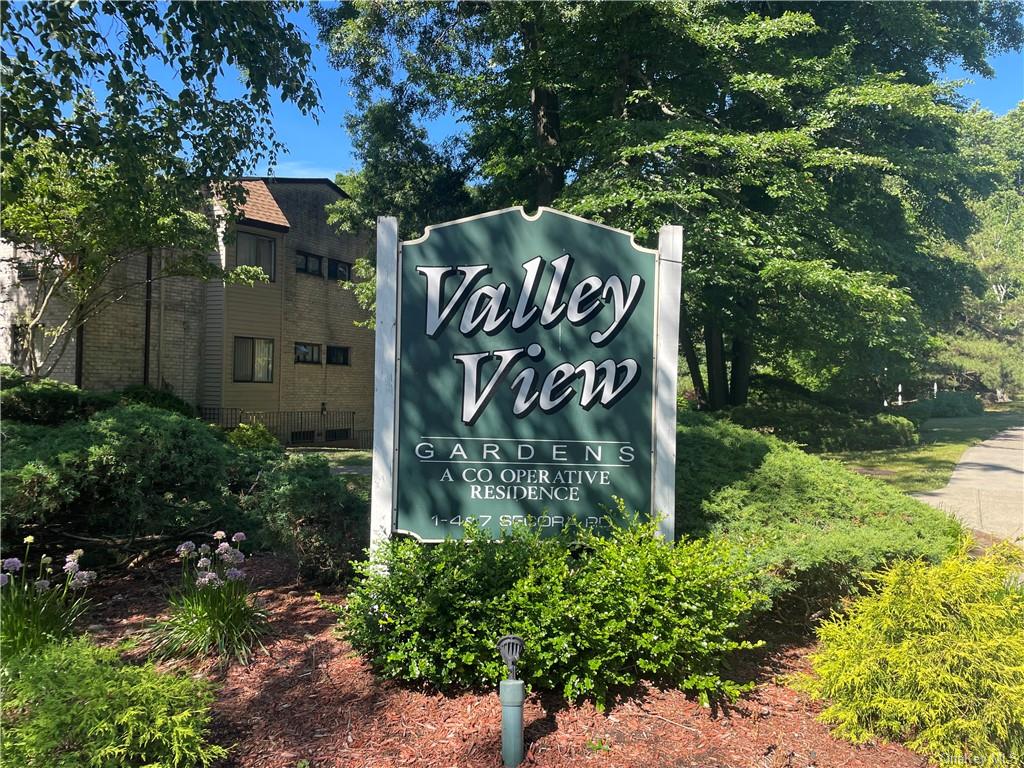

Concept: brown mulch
[[85, 554, 929, 768]]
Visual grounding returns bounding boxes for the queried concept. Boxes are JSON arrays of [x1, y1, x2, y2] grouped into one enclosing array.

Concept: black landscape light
[[497, 634, 524, 680], [497, 634, 526, 767]]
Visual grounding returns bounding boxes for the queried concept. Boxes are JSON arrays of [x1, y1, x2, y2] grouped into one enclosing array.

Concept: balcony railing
[[200, 407, 359, 446]]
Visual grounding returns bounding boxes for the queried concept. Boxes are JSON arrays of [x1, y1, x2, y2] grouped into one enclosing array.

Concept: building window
[[325, 428, 352, 442], [327, 258, 351, 281], [233, 337, 274, 382], [237, 232, 275, 280], [326, 345, 350, 366], [296, 251, 323, 276], [294, 342, 321, 364], [14, 247, 38, 282]]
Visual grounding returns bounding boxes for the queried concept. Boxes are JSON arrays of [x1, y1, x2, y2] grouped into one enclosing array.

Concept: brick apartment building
[[0, 178, 375, 445]]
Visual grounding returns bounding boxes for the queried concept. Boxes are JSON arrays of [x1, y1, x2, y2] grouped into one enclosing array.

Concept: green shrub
[[677, 412, 960, 613], [0, 539, 97, 661], [0, 377, 117, 425], [338, 517, 762, 708], [796, 543, 1024, 765], [147, 531, 267, 664], [117, 384, 195, 417], [0, 637, 228, 768], [0, 374, 196, 426], [244, 455, 368, 583], [900, 390, 986, 423], [724, 398, 918, 452], [0, 363, 26, 389], [226, 422, 285, 488], [1, 404, 232, 539]]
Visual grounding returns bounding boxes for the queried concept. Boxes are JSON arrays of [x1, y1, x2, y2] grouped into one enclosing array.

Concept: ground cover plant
[[796, 542, 1024, 765], [147, 531, 267, 664], [676, 412, 961, 613], [0, 538, 97, 660], [337, 516, 763, 708], [0, 637, 227, 768]]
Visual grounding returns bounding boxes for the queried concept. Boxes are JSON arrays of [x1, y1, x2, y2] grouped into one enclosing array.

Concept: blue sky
[[258, 10, 1023, 180]]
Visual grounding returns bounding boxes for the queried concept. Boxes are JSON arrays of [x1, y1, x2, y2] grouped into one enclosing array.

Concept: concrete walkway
[[915, 426, 1024, 543]]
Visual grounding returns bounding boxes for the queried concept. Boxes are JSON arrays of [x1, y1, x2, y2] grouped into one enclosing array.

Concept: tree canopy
[[1, 0, 321, 374], [933, 106, 1024, 394], [315, 0, 1023, 407]]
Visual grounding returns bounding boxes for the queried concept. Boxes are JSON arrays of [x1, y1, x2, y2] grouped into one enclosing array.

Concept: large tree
[[315, 0, 1022, 408], [933, 106, 1024, 394], [1, 0, 320, 375]]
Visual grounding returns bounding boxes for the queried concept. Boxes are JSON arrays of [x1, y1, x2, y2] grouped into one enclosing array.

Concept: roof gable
[[238, 180, 290, 232]]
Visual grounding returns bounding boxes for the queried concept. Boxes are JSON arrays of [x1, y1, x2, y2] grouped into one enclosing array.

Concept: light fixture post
[[497, 635, 525, 767]]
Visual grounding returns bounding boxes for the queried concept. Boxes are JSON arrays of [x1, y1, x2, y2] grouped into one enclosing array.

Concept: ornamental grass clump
[[795, 541, 1024, 766], [148, 530, 267, 664], [0, 536, 97, 661]]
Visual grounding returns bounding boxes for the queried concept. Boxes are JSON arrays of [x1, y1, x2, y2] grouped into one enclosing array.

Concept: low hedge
[[337, 517, 763, 707], [676, 412, 960, 614], [899, 390, 985, 423], [724, 399, 918, 452], [1, 637, 227, 767], [796, 543, 1024, 765]]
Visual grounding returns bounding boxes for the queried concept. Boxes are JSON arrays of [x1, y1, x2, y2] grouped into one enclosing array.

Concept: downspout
[[157, 249, 165, 387], [74, 324, 84, 387], [143, 247, 153, 385]]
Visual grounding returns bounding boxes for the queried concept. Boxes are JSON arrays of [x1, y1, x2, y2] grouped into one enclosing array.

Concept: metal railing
[[200, 406, 357, 446]]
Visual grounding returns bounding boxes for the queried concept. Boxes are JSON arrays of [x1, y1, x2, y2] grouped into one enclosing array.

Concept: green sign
[[371, 208, 681, 543]]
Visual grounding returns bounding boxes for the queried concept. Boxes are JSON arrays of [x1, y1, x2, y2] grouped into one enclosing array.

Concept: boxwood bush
[[1, 404, 233, 539], [0, 637, 227, 767], [336, 517, 763, 708], [796, 543, 1024, 765], [676, 412, 960, 614]]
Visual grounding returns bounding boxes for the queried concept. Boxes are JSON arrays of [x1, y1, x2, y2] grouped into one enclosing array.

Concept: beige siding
[[220, 225, 286, 411]]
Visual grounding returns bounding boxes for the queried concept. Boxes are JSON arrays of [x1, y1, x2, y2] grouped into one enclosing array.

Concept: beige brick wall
[[1, 239, 80, 384]]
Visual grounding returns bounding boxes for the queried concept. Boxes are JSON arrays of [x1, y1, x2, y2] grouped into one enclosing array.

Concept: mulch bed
[[85, 554, 929, 768]]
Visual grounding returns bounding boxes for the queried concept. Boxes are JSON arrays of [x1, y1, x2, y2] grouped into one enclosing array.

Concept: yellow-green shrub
[[1, 637, 227, 767], [796, 543, 1024, 765]]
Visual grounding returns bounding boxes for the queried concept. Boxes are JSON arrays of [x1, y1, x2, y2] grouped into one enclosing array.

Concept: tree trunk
[[704, 317, 728, 410], [729, 334, 754, 406], [522, 12, 563, 207], [679, 304, 707, 408]]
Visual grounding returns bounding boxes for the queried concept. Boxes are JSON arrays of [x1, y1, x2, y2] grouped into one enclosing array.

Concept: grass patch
[[287, 447, 372, 468], [826, 402, 1024, 493]]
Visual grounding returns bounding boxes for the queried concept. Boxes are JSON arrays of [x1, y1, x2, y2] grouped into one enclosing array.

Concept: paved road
[[915, 426, 1024, 543]]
